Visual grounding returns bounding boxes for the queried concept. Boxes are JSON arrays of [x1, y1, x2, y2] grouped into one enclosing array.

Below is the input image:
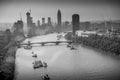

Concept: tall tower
[[48, 17, 51, 26], [26, 11, 35, 37], [37, 20, 40, 27], [57, 9, 61, 26], [72, 14, 80, 36], [42, 18, 45, 25], [26, 12, 33, 27]]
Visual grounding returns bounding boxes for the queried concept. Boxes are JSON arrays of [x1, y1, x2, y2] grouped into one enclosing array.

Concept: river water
[[15, 33, 120, 80]]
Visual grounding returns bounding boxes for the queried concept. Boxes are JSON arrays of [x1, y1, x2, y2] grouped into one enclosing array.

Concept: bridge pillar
[[56, 42, 59, 45], [28, 41, 31, 46], [41, 43, 45, 46], [17, 45, 21, 48], [68, 42, 72, 45]]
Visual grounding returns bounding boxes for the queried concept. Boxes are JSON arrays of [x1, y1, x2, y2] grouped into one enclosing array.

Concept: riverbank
[[0, 32, 49, 80], [65, 33, 120, 57], [0, 45, 16, 80], [0, 36, 25, 80], [81, 44, 120, 60]]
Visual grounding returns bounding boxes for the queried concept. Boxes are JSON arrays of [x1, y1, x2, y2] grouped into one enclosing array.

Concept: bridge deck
[[18, 41, 73, 45]]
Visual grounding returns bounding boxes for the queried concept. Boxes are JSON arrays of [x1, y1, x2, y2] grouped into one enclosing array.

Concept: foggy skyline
[[0, 0, 120, 23]]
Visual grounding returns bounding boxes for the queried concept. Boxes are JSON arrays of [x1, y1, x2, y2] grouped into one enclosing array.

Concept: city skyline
[[0, 0, 120, 23]]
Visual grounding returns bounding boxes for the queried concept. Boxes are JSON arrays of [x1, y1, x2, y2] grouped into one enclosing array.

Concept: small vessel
[[67, 44, 71, 47], [33, 60, 44, 69], [43, 62, 47, 68], [17, 45, 21, 48], [41, 74, 50, 80], [33, 60, 48, 69], [32, 54, 37, 58], [38, 60, 43, 67], [70, 46, 76, 50], [24, 45, 32, 49], [33, 61, 40, 69]]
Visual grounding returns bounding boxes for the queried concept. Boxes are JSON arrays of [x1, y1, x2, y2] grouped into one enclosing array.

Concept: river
[[15, 33, 120, 80]]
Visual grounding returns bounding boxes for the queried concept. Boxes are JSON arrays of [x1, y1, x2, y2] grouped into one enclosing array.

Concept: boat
[[70, 46, 75, 50], [32, 54, 37, 58], [43, 62, 47, 68], [24, 45, 32, 49], [67, 44, 71, 47], [33, 61, 40, 69], [33, 60, 48, 69]]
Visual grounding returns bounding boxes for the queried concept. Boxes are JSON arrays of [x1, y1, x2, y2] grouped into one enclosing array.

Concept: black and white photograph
[[0, 0, 120, 80]]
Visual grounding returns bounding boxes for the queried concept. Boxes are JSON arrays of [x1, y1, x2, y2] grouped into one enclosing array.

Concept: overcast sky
[[0, 0, 120, 23]]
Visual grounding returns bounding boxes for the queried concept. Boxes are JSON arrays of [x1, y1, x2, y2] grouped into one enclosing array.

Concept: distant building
[[48, 17, 51, 26], [57, 9, 61, 26], [13, 20, 24, 36], [26, 11, 36, 37], [72, 14, 80, 36], [41, 18, 48, 29], [12, 20, 25, 42], [64, 21, 70, 26], [42, 18, 45, 25], [80, 21, 91, 30], [37, 20, 40, 27], [26, 12, 33, 28], [56, 9, 62, 32]]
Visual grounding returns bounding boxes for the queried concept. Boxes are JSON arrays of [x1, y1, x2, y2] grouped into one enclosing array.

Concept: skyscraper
[[42, 18, 45, 25], [72, 14, 80, 36], [13, 20, 24, 37], [56, 9, 62, 32], [37, 20, 40, 27], [57, 9, 61, 26], [48, 17, 51, 26], [26, 12, 33, 28], [26, 11, 36, 37]]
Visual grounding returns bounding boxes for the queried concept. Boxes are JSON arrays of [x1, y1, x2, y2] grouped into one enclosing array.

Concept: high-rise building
[[72, 14, 80, 36], [42, 18, 45, 25], [57, 9, 61, 26], [48, 17, 51, 26], [26, 12, 33, 28], [13, 20, 24, 36], [26, 11, 36, 37], [56, 9, 62, 32], [37, 20, 40, 27]]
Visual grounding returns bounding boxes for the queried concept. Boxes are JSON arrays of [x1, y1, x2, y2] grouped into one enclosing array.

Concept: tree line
[[65, 32, 120, 56]]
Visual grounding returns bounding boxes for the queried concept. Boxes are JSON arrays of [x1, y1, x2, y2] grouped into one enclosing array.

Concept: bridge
[[17, 41, 73, 48]]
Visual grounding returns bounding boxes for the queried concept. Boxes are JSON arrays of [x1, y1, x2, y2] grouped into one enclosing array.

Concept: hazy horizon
[[0, 0, 120, 23]]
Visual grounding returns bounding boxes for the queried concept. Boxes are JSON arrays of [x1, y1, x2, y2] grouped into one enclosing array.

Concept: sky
[[0, 0, 120, 23]]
